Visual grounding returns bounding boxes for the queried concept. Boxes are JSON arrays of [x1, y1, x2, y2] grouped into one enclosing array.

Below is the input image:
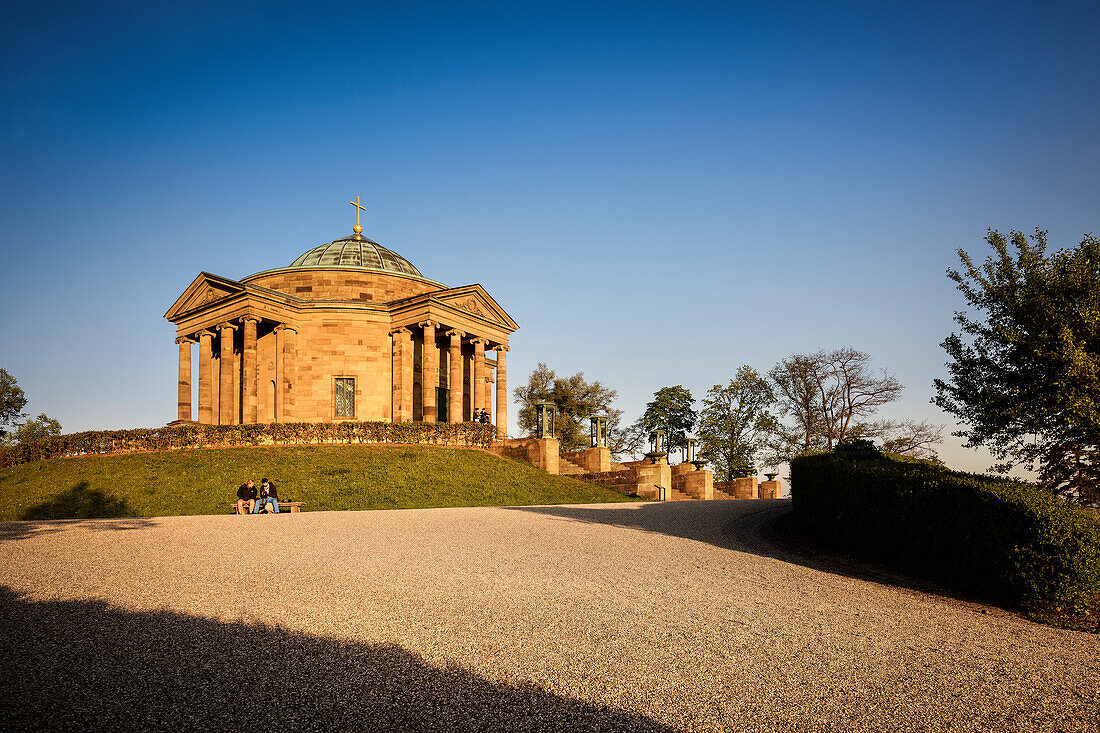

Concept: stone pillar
[[241, 316, 260, 424], [275, 324, 297, 421], [390, 327, 412, 423], [197, 330, 214, 424], [495, 345, 508, 438], [419, 321, 438, 423], [471, 337, 486, 415], [447, 330, 464, 423], [218, 322, 238, 425], [176, 337, 194, 421]]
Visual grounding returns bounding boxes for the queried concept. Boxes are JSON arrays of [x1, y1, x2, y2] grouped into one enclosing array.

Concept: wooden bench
[[230, 502, 305, 514]]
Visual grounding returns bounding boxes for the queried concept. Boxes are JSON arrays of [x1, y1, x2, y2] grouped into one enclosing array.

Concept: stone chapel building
[[164, 201, 517, 435]]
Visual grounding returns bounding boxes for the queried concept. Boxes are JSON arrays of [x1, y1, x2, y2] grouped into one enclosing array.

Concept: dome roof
[[288, 234, 424, 278]]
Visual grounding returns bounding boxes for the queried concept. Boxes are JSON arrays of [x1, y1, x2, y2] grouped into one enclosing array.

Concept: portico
[[165, 202, 518, 435]]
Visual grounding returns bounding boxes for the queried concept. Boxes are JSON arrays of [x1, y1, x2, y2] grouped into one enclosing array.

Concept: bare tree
[[769, 353, 826, 459], [769, 348, 912, 459], [878, 419, 945, 460], [818, 347, 903, 449]]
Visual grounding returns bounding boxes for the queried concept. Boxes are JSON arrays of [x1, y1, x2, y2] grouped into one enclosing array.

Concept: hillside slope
[[0, 445, 639, 520]]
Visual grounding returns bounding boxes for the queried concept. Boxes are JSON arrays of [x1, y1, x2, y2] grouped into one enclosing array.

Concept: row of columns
[[390, 321, 508, 437], [176, 317, 297, 425]]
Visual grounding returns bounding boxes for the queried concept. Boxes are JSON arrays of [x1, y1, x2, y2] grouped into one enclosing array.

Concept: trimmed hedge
[[0, 421, 497, 469], [790, 446, 1100, 614]]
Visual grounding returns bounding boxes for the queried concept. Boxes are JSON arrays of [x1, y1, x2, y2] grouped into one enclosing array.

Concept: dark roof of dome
[[288, 234, 423, 278]]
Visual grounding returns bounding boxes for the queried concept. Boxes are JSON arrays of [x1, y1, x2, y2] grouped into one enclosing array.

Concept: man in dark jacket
[[255, 478, 280, 514], [236, 479, 257, 515]]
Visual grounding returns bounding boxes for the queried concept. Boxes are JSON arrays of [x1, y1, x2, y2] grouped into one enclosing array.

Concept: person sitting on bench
[[254, 478, 279, 514], [236, 479, 257, 515]]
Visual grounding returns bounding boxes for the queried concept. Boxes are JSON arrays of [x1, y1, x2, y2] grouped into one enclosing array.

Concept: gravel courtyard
[[1, 499, 1096, 732]]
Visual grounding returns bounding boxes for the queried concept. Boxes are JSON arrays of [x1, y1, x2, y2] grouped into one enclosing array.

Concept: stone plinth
[[671, 462, 696, 477], [674, 468, 713, 500], [501, 438, 559, 475], [635, 460, 672, 500], [733, 476, 759, 499], [760, 480, 782, 499], [572, 446, 611, 473]]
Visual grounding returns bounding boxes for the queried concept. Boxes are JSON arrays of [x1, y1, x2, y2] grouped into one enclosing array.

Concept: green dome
[[289, 234, 424, 278]]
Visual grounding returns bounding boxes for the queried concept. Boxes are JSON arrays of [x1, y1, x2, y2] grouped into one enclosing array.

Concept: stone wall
[[244, 269, 443, 302], [715, 477, 759, 499], [569, 446, 611, 473], [499, 437, 559, 474]]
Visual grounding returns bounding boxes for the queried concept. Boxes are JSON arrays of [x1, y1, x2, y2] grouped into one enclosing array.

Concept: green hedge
[[0, 421, 497, 469], [790, 446, 1100, 614]]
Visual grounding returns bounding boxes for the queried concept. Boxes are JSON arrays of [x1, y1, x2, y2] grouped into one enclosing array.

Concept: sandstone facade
[[165, 232, 517, 434]]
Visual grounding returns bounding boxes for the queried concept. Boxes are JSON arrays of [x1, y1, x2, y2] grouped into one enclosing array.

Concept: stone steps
[[558, 457, 588, 475]]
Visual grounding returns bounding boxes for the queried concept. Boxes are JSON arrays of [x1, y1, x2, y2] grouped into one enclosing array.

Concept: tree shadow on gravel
[[508, 500, 787, 547], [511, 502, 1000, 614], [0, 516, 156, 543], [0, 586, 679, 732]]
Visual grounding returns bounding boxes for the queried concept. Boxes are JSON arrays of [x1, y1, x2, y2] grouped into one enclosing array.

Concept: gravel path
[[1, 500, 1096, 731]]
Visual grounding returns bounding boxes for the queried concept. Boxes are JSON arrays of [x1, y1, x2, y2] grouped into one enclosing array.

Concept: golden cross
[[349, 196, 366, 234]]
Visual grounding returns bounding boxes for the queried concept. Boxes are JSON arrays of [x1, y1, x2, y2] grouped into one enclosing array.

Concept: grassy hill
[[0, 445, 639, 521]]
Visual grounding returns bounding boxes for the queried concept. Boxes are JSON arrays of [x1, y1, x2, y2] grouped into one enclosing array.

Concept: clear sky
[[2, 1, 1098, 474]]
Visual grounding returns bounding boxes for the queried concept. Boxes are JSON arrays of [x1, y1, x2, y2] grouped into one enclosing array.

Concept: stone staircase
[[557, 456, 589, 476], [495, 438, 782, 501]]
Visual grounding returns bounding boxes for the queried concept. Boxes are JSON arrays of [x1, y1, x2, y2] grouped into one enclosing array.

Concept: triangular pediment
[[164, 272, 246, 321], [434, 285, 519, 332]]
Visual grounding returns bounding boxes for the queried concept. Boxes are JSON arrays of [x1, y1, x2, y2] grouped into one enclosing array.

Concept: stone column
[[176, 337, 194, 422], [218, 322, 238, 425], [471, 338, 486, 415], [241, 316, 260, 424], [419, 321, 438, 423], [275, 324, 297, 421], [495, 345, 508, 438], [447, 329, 464, 423], [197, 330, 214, 424], [390, 327, 412, 422]]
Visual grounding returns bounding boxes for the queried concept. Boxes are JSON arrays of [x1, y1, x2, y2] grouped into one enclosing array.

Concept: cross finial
[[349, 196, 366, 235]]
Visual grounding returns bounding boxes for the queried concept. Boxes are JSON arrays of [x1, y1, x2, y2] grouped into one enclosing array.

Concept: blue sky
[[2, 1, 1098, 473]]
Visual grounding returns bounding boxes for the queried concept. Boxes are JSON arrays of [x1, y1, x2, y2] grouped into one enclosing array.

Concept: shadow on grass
[[20, 481, 136, 521], [0, 586, 677, 732], [0, 482, 154, 542]]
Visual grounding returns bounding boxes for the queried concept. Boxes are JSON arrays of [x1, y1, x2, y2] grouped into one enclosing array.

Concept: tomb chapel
[[164, 199, 517, 434]]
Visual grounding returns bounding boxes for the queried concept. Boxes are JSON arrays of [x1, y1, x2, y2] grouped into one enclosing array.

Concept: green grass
[[0, 445, 640, 520]]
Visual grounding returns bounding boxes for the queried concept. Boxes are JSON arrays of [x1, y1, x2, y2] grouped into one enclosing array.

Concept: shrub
[[0, 421, 497, 469], [790, 450, 1100, 614]]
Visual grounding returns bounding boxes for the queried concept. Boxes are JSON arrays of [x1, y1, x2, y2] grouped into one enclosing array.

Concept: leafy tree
[[934, 228, 1100, 505], [0, 368, 28, 440], [697, 366, 778, 480], [11, 414, 62, 445], [631, 385, 696, 458], [513, 363, 626, 454]]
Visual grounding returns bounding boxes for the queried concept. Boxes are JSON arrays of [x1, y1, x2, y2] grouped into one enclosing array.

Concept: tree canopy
[[0, 368, 28, 440], [934, 228, 1100, 504], [10, 414, 62, 445], [631, 385, 696, 457], [513, 363, 625, 453], [697, 366, 777, 480]]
